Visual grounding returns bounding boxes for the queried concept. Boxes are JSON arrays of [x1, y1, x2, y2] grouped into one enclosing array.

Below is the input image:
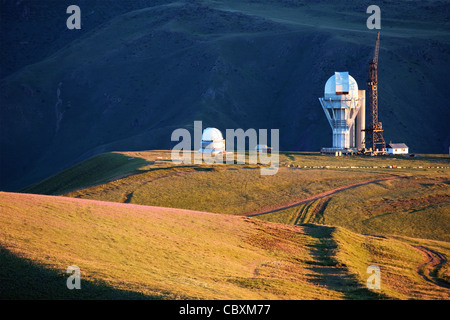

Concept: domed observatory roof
[[201, 127, 224, 142], [199, 127, 225, 154], [324, 72, 359, 100]]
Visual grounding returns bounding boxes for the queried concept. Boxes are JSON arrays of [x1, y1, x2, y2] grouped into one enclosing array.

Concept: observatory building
[[319, 72, 366, 155], [198, 127, 225, 155]]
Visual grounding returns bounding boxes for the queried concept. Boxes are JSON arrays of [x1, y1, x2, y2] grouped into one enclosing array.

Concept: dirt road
[[245, 176, 403, 217], [412, 245, 450, 289]]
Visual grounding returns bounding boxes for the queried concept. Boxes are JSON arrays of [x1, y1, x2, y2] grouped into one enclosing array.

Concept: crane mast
[[365, 32, 386, 154]]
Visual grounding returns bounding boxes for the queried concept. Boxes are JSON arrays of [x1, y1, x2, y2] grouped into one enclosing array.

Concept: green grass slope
[[1, 191, 449, 299], [257, 177, 450, 241], [22, 152, 147, 195], [25, 151, 395, 211], [22, 151, 450, 242], [2, 0, 449, 191]]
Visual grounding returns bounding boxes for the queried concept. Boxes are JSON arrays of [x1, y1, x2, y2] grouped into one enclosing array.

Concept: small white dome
[[324, 72, 359, 99], [202, 127, 224, 141]]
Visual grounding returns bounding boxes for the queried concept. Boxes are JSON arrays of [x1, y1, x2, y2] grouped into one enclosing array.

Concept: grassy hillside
[[1, 0, 449, 191], [256, 176, 450, 242], [255, 151, 450, 241], [22, 152, 147, 195], [23, 151, 450, 242], [1, 191, 449, 299], [24, 151, 397, 212]]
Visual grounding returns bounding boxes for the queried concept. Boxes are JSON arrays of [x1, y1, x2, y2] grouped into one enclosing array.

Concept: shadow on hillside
[[0, 247, 159, 300], [302, 224, 389, 300], [21, 153, 149, 196]]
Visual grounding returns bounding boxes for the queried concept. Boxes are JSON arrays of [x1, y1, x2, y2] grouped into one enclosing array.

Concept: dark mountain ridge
[[1, 0, 449, 190]]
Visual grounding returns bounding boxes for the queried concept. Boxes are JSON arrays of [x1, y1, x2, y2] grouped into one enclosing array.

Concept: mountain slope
[[22, 150, 450, 242], [1, 0, 449, 191], [1, 191, 449, 299], [0, 0, 173, 79]]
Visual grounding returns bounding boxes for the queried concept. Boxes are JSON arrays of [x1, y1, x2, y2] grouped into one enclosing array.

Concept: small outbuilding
[[386, 143, 409, 155], [255, 144, 272, 154]]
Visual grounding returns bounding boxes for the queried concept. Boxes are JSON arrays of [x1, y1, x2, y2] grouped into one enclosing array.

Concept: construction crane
[[365, 32, 386, 155]]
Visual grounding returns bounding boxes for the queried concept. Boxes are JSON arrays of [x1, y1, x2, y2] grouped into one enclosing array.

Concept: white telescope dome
[[199, 127, 225, 154], [202, 127, 224, 141], [324, 72, 359, 100]]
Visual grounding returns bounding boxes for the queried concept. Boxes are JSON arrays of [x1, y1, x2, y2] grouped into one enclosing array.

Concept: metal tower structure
[[365, 32, 386, 154]]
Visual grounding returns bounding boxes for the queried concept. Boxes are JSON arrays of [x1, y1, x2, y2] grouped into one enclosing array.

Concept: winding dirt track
[[245, 176, 403, 217], [412, 245, 450, 289]]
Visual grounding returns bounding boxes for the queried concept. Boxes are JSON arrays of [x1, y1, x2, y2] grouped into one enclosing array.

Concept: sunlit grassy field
[[257, 176, 450, 241], [6, 150, 449, 299], [1, 192, 449, 300], [25, 152, 394, 214], [23, 151, 450, 242]]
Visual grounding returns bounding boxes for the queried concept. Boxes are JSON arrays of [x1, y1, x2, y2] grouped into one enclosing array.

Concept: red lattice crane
[[365, 32, 386, 154]]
